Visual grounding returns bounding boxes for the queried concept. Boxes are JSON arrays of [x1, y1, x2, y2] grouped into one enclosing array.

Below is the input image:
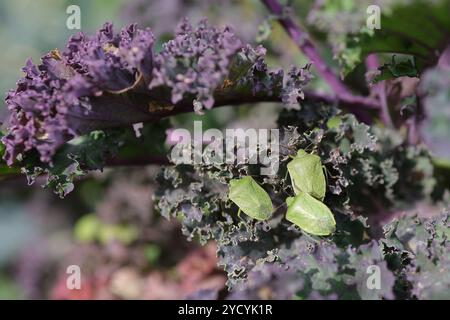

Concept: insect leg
[[323, 164, 339, 179], [322, 164, 329, 185], [301, 231, 322, 243]]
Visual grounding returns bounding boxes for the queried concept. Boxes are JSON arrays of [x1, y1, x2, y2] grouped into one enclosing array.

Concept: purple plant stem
[[365, 54, 393, 126], [365, 53, 379, 71], [261, 0, 349, 93], [155, 89, 379, 121], [261, 0, 379, 112]]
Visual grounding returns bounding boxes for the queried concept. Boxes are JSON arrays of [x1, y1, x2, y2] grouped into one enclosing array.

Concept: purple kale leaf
[[2, 23, 155, 166], [149, 18, 242, 113]]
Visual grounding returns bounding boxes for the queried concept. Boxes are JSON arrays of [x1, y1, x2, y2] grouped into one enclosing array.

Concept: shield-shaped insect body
[[285, 191, 336, 236], [287, 149, 326, 201], [228, 176, 273, 221]]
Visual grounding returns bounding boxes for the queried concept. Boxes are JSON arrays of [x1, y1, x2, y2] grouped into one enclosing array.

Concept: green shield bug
[[228, 176, 273, 221], [285, 191, 336, 236], [287, 149, 326, 201]]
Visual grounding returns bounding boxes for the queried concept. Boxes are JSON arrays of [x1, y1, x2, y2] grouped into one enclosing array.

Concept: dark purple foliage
[[2, 23, 155, 165], [149, 18, 242, 113]]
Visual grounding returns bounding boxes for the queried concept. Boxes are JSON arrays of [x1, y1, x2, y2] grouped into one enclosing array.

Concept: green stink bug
[[285, 191, 336, 236], [228, 176, 273, 221], [287, 149, 326, 201]]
